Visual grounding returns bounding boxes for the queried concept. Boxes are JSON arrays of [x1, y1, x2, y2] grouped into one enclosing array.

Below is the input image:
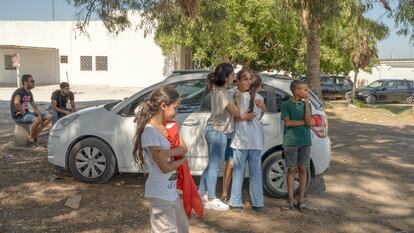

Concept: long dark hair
[[248, 74, 262, 113], [133, 86, 180, 166], [211, 63, 234, 87]]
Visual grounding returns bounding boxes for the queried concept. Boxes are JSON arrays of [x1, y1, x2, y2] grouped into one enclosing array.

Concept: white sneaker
[[202, 194, 208, 204], [204, 198, 229, 211]]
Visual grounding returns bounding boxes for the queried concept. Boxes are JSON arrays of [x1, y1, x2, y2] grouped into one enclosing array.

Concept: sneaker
[[252, 206, 265, 213], [204, 198, 230, 211], [229, 205, 243, 212], [201, 194, 208, 204], [296, 203, 307, 211]]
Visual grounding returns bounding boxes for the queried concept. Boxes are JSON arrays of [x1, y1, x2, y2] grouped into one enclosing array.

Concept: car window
[[120, 79, 207, 117], [396, 81, 409, 90], [386, 81, 396, 89], [367, 80, 383, 88], [322, 77, 335, 86], [175, 79, 207, 113]]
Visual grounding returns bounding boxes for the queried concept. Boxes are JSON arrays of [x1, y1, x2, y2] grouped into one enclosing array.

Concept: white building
[[0, 20, 190, 87], [349, 59, 414, 87]]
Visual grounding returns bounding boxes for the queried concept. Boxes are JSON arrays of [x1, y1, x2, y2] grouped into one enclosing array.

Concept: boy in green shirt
[[281, 80, 313, 211]]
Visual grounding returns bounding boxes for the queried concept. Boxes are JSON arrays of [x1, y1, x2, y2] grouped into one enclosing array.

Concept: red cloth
[[166, 121, 204, 221]]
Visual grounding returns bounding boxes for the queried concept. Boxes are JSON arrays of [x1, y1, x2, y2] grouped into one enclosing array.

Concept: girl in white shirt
[[229, 74, 266, 212], [133, 86, 189, 233]]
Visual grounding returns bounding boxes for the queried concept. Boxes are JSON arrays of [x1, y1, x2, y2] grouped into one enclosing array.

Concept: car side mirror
[[382, 87, 386, 91]]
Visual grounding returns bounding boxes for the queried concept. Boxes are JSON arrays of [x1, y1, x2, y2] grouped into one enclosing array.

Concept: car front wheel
[[365, 94, 377, 104], [262, 150, 311, 198], [406, 95, 414, 104], [68, 138, 116, 183]]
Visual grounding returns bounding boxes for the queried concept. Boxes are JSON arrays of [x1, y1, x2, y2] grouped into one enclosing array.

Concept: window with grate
[[4, 55, 16, 70], [95, 56, 108, 71], [80, 56, 92, 71], [60, 55, 68, 64]]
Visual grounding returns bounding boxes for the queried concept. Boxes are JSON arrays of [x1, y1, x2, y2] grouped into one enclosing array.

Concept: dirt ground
[[1, 95, 414, 232]]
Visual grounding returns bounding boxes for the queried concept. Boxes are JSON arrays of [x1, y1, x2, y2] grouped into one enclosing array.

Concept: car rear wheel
[[68, 138, 116, 183], [345, 92, 353, 101], [262, 150, 311, 198], [406, 96, 414, 104], [366, 95, 377, 104]]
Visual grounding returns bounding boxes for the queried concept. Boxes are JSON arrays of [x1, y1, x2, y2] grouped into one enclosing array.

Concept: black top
[[51, 90, 74, 109], [10, 87, 34, 119]]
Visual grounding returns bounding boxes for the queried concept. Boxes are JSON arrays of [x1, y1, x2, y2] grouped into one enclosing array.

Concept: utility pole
[[52, 0, 55, 20]]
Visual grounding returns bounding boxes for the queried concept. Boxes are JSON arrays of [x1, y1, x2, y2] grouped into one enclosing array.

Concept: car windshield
[[367, 80, 383, 88]]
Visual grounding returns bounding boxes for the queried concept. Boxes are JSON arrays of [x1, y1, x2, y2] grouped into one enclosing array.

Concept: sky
[[0, 0, 413, 59]]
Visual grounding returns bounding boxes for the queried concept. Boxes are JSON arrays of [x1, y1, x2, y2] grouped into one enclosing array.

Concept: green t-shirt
[[280, 99, 312, 147]]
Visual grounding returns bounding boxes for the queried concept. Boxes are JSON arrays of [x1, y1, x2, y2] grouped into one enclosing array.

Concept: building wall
[[0, 48, 59, 84], [0, 20, 168, 87], [349, 63, 414, 87]]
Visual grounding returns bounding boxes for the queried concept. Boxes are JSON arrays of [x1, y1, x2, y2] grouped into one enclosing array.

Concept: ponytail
[[248, 74, 262, 113], [132, 86, 180, 167]]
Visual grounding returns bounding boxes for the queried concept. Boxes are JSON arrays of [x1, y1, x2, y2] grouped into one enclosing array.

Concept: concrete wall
[[0, 19, 169, 87], [0, 48, 59, 84]]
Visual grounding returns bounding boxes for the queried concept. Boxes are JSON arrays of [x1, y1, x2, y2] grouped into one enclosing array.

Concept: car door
[[395, 80, 411, 102], [115, 78, 209, 173], [321, 77, 336, 98], [377, 81, 396, 102]]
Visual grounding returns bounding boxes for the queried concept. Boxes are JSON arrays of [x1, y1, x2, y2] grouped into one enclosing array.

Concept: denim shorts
[[284, 145, 311, 168], [14, 112, 47, 124], [224, 137, 233, 161]]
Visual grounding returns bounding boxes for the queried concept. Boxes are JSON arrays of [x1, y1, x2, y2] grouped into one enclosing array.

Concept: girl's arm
[[150, 147, 187, 173], [152, 136, 188, 161]]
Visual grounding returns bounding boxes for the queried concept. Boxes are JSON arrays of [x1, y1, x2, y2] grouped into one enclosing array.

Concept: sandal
[[296, 202, 307, 211], [282, 202, 295, 211], [220, 195, 228, 203]]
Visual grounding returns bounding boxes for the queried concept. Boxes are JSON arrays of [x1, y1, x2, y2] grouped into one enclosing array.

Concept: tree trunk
[[306, 18, 322, 98], [352, 69, 359, 103]]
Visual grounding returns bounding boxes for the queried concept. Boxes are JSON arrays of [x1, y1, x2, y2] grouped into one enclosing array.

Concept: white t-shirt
[[141, 124, 178, 201], [231, 92, 264, 150]]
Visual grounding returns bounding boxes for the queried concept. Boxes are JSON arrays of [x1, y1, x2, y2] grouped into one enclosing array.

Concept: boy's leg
[[222, 138, 234, 200], [284, 147, 299, 204], [229, 149, 247, 207], [297, 145, 311, 204], [33, 113, 53, 139], [49, 110, 59, 125], [247, 150, 264, 207]]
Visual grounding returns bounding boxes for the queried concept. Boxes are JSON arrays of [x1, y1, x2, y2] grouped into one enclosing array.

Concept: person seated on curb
[[10, 74, 53, 143], [49, 82, 76, 125]]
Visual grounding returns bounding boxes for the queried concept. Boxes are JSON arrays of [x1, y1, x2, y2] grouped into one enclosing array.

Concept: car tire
[[406, 96, 414, 104], [345, 92, 353, 101], [365, 94, 377, 104], [262, 150, 311, 198], [68, 137, 116, 184]]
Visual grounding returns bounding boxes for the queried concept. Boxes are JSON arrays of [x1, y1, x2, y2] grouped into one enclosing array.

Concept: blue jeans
[[14, 112, 47, 124], [49, 108, 71, 125], [229, 149, 264, 207], [199, 126, 227, 199]]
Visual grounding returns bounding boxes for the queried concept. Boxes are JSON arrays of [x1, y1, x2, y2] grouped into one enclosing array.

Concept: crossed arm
[[148, 136, 188, 173]]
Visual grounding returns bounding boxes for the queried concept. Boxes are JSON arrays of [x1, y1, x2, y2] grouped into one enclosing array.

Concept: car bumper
[[47, 130, 68, 169], [310, 135, 331, 175]]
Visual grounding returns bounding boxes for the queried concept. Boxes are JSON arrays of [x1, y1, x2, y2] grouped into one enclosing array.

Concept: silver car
[[48, 70, 331, 198]]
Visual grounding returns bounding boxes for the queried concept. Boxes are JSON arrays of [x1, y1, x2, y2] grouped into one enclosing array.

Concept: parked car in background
[[47, 71, 331, 198], [321, 76, 354, 100], [352, 79, 414, 104]]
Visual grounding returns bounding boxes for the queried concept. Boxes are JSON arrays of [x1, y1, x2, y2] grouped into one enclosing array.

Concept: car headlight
[[52, 114, 79, 131]]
